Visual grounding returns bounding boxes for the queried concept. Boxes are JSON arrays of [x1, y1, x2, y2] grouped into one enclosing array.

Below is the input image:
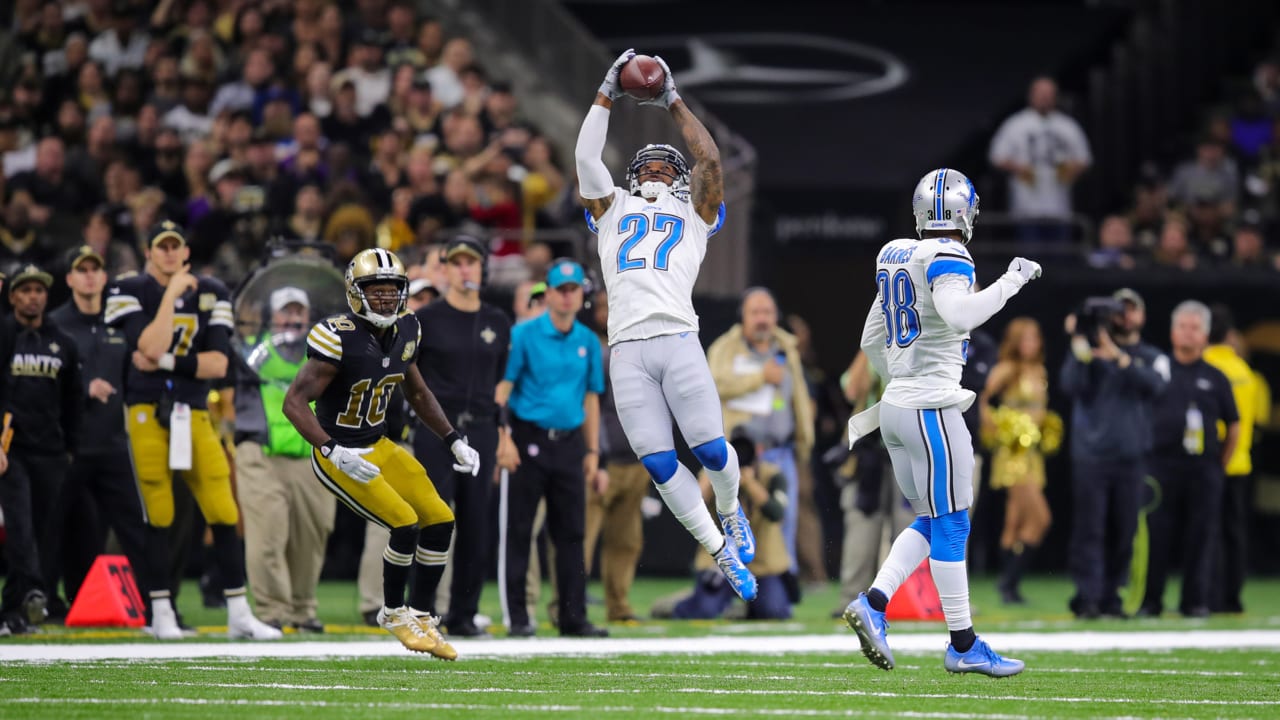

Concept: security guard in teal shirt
[[495, 260, 607, 638]]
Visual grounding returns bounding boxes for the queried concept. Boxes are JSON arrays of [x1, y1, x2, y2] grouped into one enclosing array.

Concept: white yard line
[[2, 630, 1278, 662]]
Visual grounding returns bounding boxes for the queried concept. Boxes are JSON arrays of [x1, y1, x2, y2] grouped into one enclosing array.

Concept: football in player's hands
[[620, 54, 666, 100]]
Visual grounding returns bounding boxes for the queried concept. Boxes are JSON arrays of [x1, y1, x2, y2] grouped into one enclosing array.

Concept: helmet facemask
[[627, 144, 691, 201], [345, 248, 409, 328]]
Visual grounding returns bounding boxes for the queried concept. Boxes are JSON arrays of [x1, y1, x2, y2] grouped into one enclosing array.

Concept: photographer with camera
[[1060, 289, 1168, 618]]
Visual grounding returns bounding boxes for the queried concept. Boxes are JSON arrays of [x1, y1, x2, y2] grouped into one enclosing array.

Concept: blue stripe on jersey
[[583, 209, 599, 234], [922, 409, 951, 516], [934, 168, 947, 222], [925, 259, 975, 286], [708, 202, 726, 237]]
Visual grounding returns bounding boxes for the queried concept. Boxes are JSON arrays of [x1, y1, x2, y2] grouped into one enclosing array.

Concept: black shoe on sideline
[[561, 622, 609, 638], [508, 623, 537, 638], [444, 617, 488, 637]]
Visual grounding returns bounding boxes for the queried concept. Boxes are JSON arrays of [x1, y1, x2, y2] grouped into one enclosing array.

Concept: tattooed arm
[[670, 99, 723, 225]]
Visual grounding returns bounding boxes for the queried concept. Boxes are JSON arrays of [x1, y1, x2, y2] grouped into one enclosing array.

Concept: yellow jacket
[[1203, 344, 1258, 476], [706, 324, 814, 462]]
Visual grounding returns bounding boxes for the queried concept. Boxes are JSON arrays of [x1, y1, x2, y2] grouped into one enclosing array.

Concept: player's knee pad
[[417, 521, 453, 552], [641, 450, 679, 484], [387, 524, 418, 556], [908, 515, 932, 543], [691, 437, 730, 472], [930, 510, 970, 562]]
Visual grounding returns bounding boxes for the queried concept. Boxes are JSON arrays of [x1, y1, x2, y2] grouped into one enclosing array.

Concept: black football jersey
[[306, 311, 422, 447], [104, 273, 234, 409]]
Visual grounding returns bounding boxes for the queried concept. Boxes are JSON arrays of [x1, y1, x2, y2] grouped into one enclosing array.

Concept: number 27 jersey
[[586, 188, 725, 345], [871, 236, 976, 409]]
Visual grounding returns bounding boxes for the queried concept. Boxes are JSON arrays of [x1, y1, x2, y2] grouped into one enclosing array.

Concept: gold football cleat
[[377, 606, 456, 660]]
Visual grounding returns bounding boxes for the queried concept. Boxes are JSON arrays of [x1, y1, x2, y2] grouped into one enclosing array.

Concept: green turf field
[[3, 576, 1278, 719]]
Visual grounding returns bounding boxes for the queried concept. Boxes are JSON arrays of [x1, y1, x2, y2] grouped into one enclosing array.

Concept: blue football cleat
[[713, 539, 758, 601], [718, 504, 757, 564], [844, 593, 894, 670], [943, 636, 1025, 677]]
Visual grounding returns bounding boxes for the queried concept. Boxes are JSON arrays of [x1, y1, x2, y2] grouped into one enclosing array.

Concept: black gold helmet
[[345, 248, 408, 328]]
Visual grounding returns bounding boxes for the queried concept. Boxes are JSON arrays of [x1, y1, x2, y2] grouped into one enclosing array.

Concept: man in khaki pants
[[584, 289, 649, 622], [233, 287, 335, 631]]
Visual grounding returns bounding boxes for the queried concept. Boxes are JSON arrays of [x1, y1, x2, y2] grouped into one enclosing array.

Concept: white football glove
[[322, 442, 379, 483], [1003, 257, 1042, 288], [598, 48, 636, 100], [638, 55, 681, 109], [451, 438, 481, 477]]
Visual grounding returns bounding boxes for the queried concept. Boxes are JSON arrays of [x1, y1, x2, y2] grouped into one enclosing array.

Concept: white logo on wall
[[614, 33, 909, 104]]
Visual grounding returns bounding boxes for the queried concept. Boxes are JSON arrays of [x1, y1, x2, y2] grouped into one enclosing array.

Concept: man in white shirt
[[989, 77, 1092, 238]]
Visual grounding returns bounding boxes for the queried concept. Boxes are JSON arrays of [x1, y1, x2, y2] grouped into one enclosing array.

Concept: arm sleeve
[[859, 299, 889, 382], [575, 105, 615, 200], [931, 274, 1022, 334]]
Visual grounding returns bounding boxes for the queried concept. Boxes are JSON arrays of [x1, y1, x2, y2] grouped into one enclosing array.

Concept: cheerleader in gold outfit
[[980, 318, 1054, 604]]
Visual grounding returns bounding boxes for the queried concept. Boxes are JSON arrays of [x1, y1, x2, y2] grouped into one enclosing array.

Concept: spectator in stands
[[0, 198, 57, 270], [989, 76, 1092, 241], [1255, 60, 1280, 116], [146, 127, 187, 200], [334, 29, 392, 120], [10, 136, 84, 228], [1151, 216, 1198, 270], [1169, 137, 1239, 213], [81, 205, 140, 278], [209, 47, 274, 118], [1186, 189, 1233, 261], [88, 3, 149, 78], [1230, 221, 1271, 269], [164, 72, 215, 144], [426, 37, 473, 109], [417, 17, 446, 69], [1252, 117, 1280, 225], [1088, 214, 1138, 270], [1229, 93, 1273, 161]]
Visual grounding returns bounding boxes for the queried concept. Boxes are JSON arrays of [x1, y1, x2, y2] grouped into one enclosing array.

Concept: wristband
[[319, 440, 337, 458], [174, 354, 199, 377], [497, 404, 511, 430], [443, 430, 462, 448], [158, 353, 176, 371]]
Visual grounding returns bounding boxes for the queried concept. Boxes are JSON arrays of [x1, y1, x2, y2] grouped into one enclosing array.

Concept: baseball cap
[[527, 281, 547, 307], [208, 158, 245, 184], [444, 235, 487, 262], [547, 260, 585, 289], [408, 278, 434, 297], [8, 264, 53, 292], [270, 286, 310, 312], [65, 244, 105, 271], [148, 220, 186, 248], [1113, 288, 1145, 310]]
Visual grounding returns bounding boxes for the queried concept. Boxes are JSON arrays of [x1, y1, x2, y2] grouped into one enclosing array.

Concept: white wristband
[[158, 353, 176, 371]]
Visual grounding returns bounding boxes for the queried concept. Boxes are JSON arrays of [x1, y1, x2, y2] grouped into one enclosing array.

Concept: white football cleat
[[149, 600, 184, 641], [228, 612, 284, 640]]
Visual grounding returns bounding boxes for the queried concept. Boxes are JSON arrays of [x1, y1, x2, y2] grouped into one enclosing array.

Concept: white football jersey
[[870, 236, 977, 409], [587, 188, 724, 345]]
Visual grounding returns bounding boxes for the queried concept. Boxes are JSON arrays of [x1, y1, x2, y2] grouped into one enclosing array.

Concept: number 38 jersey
[[105, 273, 234, 409], [870, 236, 977, 409], [586, 188, 725, 345], [306, 311, 421, 447]]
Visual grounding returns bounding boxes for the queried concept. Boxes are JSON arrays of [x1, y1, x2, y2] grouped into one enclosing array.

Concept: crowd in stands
[[0, 0, 574, 289]]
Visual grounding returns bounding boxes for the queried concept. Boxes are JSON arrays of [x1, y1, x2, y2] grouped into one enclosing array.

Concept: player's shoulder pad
[[583, 187, 626, 234], [196, 277, 234, 328], [103, 274, 147, 325], [307, 314, 354, 362], [918, 237, 975, 288]]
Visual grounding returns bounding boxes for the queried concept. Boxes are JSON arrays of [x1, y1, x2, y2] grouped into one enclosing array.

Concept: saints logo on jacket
[[306, 311, 422, 447]]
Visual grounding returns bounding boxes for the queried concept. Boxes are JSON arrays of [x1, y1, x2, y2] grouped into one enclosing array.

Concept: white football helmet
[[626, 144, 690, 200], [912, 168, 980, 242], [345, 248, 407, 328]]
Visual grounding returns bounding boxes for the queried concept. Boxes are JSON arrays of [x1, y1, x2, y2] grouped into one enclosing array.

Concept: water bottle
[[1183, 403, 1204, 456]]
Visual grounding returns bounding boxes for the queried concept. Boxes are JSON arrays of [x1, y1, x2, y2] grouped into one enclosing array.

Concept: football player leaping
[[574, 50, 757, 601], [283, 248, 480, 660], [844, 169, 1038, 677]]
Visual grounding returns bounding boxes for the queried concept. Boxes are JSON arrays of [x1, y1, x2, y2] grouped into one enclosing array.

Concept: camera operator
[[1060, 288, 1168, 618], [1139, 301, 1238, 618]]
